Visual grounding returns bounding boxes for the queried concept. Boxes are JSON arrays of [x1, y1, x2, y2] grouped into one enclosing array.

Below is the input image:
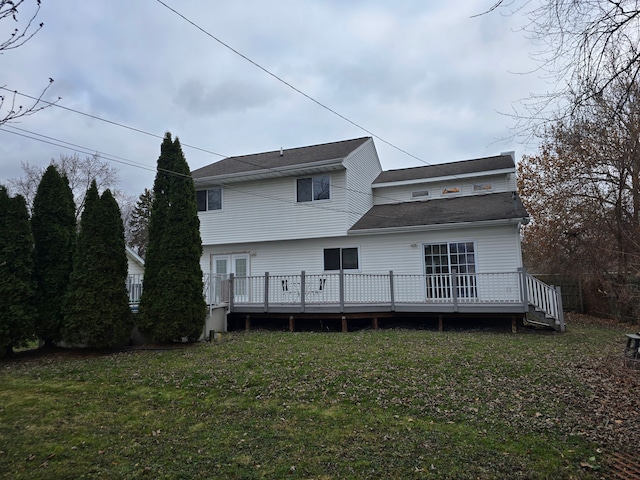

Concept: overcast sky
[[0, 0, 548, 196]]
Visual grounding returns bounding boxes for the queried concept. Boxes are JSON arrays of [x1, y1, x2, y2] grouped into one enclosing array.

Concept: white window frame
[[323, 246, 360, 271], [441, 186, 461, 195], [296, 174, 331, 203], [473, 182, 493, 192], [411, 189, 430, 199], [197, 187, 223, 212]]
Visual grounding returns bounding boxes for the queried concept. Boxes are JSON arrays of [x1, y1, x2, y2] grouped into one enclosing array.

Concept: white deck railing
[[126, 270, 563, 329], [225, 270, 530, 308]]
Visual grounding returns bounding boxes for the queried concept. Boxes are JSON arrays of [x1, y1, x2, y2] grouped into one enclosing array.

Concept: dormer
[[371, 153, 517, 205]]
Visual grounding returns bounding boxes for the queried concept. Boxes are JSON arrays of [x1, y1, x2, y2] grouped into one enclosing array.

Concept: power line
[[153, 0, 446, 170], [0, 126, 396, 220], [0, 126, 190, 179], [2, 87, 424, 204], [0, 86, 227, 158]]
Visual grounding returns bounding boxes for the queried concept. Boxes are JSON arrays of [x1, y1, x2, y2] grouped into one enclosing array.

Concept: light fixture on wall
[[250, 251, 257, 256], [410, 242, 418, 248]]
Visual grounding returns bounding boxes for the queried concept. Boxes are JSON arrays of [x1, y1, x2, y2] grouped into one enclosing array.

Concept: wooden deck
[[203, 269, 565, 332], [126, 269, 565, 332]]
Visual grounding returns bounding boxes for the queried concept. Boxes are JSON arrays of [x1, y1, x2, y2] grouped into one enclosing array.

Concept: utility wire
[[2, 88, 431, 205], [0, 126, 191, 179], [0, 86, 227, 158], [153, 0, 444, 170]]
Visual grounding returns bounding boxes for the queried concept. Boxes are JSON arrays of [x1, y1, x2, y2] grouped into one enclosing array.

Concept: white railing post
[[264, 272, 269, 313], [555, 285, 565, 332], [451, 268, 458, 312], [301, 271, 306, 313], [518, 267, 528, 308], [229, 273, 235, 311], [389, 270, 395, 311], [339, 269, 345, 312]]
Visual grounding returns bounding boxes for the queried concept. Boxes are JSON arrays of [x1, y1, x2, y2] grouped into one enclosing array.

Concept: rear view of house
[[191, 137, 564, 332]]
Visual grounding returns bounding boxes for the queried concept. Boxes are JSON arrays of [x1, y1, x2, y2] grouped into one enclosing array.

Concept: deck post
[[300, 271, 306, 313], [341, 315, 347, 332], [518, 267, 528, 308], [555, 285, 566, 333], [511, 315, 517, 334], [245, 315, 251, 331], [438, 315, 443, 332], [289, 315, 295, 332], [451, 268, 458, 312], [389, 270, 395, 311], [339, 269, 345, 312], [229, 273, 235, 312], [372, 317, 379, 330], [264, 272, 269, 313], [208, 272, 213, 317]]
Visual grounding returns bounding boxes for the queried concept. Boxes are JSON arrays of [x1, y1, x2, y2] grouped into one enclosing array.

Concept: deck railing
[[126, 270, 563, 329], [226, 270, 530, 309]]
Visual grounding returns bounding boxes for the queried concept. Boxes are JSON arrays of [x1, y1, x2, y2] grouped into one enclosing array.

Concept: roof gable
[[372, 154, 515, 185], [191, 137, 371, 180]]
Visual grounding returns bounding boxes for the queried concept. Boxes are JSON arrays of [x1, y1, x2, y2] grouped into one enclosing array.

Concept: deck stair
[[524, 273, 565, 332]]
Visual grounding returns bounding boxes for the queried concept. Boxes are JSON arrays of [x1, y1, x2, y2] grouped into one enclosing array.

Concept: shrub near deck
[[0, 320, 637, 479]]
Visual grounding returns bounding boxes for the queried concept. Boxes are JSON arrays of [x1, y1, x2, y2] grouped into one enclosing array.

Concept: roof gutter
[[347, 216, 529, 236], [193, 158, 345, 185]]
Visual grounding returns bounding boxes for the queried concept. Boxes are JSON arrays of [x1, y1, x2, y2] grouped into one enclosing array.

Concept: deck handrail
[[524, 273, 565, 330], [229, 271, 527, 308]]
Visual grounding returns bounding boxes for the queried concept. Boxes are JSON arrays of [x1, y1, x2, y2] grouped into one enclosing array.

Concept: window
[[424, 242, 476, 298], [442, 186, 460, 195], [297, 175, 330, 202], [411, 189, 430, 199], [473, 183, 493, 192], [324, 247, 359, 271], [196, 187, 222, 211]]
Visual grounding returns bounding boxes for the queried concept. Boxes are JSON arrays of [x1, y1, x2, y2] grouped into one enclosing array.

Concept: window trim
[[196, 187, 223, 212], [411, 189, 430, 199], [441, 186, 461, 195], [423, 241, 477, 299], [323, 246, 360, 271], [296, 174, 331, 203], [473, 182, 493, 192]]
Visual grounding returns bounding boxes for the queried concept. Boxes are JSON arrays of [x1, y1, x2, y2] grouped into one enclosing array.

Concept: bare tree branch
[[0, 0, 43, 52], [489, 0, 640, 139]]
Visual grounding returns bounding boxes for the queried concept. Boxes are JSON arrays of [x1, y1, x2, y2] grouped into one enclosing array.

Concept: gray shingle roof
[[372, 154, 515, 184], [191, 137, 371, 179], [349, 192, 528, 232]]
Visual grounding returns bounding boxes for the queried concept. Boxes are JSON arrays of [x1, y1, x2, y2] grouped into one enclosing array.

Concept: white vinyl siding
[[343, 139, 381, 228], [199, 171, 348, 245], [373, 174, 513, 205], [200, 224, 522, 278]]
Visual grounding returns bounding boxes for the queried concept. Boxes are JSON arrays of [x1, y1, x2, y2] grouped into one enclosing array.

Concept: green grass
[[0, 321, 633, 479]]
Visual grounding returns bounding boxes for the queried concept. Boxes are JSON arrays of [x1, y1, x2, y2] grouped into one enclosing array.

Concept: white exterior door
[[212, 254, 250, 303]]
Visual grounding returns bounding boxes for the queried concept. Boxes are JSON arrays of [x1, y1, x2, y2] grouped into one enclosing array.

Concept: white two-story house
[[191, 137, 564, 332]]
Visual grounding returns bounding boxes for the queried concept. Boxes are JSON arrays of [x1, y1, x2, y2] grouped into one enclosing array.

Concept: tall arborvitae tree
[[138, 132, 206, 342], [128, 187, 153, 258], [0, 186, 36, 357], [64, 182, 133, 347], [31, 165, 76, 346]]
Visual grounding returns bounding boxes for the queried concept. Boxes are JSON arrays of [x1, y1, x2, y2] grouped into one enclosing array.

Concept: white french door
[[212, 254, 250, 303]]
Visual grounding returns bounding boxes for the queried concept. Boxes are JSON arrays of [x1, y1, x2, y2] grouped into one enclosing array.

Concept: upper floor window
[[324, 247, 359, 271], [473, 183, 493, 192], [297, 175, 330, 202], [411, 189, 430, 199], [196, 187, 222, 211], [442, 186, 460, 195]]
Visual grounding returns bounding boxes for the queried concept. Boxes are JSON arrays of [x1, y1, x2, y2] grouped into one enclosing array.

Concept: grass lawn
[[1, 314, 638, 479]]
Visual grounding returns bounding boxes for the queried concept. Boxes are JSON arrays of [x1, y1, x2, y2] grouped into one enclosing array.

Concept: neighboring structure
[[191, 137, 564, 332], [126, 246, 144, 311]]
